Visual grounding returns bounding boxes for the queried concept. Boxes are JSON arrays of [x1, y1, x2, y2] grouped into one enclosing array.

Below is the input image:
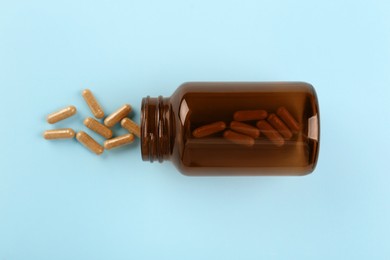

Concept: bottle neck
[[141, 96, 173, 163]]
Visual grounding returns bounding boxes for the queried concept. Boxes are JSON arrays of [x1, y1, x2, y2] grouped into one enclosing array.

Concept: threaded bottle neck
[[141, 96, 173, 163]]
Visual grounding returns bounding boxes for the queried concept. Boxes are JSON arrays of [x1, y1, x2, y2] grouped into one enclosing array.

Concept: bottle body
[[141, 82, 320, 176]]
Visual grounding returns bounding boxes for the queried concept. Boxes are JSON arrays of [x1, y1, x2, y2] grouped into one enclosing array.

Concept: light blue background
[[1, 0, 389, 259]]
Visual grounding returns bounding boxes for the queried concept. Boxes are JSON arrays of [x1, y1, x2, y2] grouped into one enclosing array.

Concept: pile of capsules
[[192, 107, 300, 147], [43, 89, 140, 155]]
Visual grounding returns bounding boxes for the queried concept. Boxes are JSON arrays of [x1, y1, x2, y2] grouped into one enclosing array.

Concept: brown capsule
[[256, 120, 285, 147], [233, 109, 268, 121], [104, 104, 132, 128], [276, 106, 300, 133], [192, 121, 226, 138], [121, 118, 140, 138], [84, 117, 113, 139], [76, 131, 104, 155], [43, 128, 75, 140], [82, 89, 105, 119], [47, 106, 77, 124], [223, 130, 255, 147], [230, 121, 260, 138], [267, 113, 292, 139], [104, 133, 135, 150]]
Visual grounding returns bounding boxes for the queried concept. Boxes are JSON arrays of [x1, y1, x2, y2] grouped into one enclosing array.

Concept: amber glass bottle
[[141, 82, 320, 176]]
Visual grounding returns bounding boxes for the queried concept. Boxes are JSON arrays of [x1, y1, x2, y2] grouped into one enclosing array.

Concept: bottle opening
[[141, 96, 172, 163]]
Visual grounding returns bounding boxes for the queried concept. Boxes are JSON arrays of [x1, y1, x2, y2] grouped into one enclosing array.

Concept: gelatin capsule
[[104, 133, 135, 150], [223, 130, 255, 147], [82, 89, 105, 119], [267, 113, 292, 139], [76, 131, 104, 155], [192, 121, 226, 138], [104, 104, 132, 128], [230, 121, 260, 138], [256, 120, 285, 147], [276, 106, 300, 133], [43, 128, 75, 140], [121, 118, 140, 138], [47, 106, 77, 124], [233, 109, 267, 121], [84, 117, 113, 139]]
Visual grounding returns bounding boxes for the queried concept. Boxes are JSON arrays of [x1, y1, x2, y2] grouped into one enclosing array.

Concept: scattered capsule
[[82, 89, 105, 119], [76, 131, 104, 155], [43, 128, 75, 140], [121, 118, 140, 138], [192, 121, 226, 138], [84, 117, 113, 139], [104, 104, 132, 128], [104, 133, 135, 150], [47, 106, 77, 124]]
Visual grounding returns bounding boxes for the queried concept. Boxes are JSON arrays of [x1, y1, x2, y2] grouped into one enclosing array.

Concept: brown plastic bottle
[[141, 82, 320, 176]]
